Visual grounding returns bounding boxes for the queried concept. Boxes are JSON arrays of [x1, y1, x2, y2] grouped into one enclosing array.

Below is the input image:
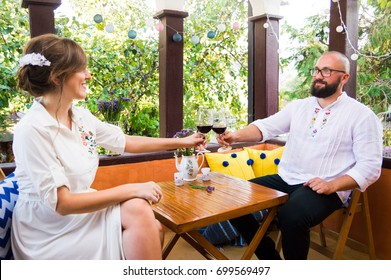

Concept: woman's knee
[[120, 198, 154, 225]]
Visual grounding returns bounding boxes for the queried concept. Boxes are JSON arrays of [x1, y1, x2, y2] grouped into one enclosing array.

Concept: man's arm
[[304, 175, 359, 195], [218, 124, 263, 146]]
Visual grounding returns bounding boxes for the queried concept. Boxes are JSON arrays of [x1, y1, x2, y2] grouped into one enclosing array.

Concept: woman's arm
[[56, 181, 162, 215], [124, 133, 206, 153]]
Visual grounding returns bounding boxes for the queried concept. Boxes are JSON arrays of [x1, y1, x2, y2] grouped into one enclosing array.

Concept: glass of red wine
[[196, 108, 213, 153], [212, 109, 232, 152]]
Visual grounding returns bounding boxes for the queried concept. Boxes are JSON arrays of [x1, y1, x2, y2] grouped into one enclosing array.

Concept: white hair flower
[[19, 53, 51, 68]]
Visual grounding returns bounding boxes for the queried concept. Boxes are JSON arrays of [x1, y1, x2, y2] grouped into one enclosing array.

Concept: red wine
[[212, 127, 226, 134], [197, 125, 212, 133]]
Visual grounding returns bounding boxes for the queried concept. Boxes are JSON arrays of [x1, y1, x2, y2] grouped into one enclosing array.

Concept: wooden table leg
[[241, 206, 278, 260], [162, 233, 180, 259], [185, 230, 229, 260]]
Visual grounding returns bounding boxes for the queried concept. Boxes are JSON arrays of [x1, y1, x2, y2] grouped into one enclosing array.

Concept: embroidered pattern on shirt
[[309, 107, 331, 137], [78, 125, 97, 155]]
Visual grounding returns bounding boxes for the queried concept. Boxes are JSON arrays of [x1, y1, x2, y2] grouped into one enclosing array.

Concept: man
[[218, 51, 383, 259]]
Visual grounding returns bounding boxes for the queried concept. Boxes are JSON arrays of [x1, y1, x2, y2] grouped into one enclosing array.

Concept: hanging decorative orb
[[128, 30, 137, 39], [172, 33, 182, 42], [156, 22, 164, 32], [93, 14, 103, 24], [351, 53, 359, 61], [105, 24, 114, 33], [207, 31, 216, 39], [297, 54, 305, 61], [217, 24, 226, 32], [336, 25, 344, 33], [191, 35, 200, 44], [263, 23, 269, 29], [232, 21, 240, 30]]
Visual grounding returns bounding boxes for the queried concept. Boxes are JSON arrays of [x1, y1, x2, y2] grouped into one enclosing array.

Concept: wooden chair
[[0, 167, 5, 180], [276, 189, 376, 259]]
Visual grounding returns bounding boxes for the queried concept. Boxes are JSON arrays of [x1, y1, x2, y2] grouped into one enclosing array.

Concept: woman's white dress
[[11, 100, 126, 259]]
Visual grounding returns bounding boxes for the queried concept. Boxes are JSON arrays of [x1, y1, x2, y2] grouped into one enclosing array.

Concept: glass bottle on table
[[212, 109, 232, 152], [196, 107, 213, 153]]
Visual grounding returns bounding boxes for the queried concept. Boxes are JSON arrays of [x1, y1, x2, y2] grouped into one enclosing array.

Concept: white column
[[155, 0, 185, 11], [249, 0, 281, 16]]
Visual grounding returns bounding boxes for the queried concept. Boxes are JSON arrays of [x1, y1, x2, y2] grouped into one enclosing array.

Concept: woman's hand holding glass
[[196, 108, 213, 153]]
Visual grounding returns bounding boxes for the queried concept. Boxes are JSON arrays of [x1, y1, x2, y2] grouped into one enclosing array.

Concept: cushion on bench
[[245, 146, 284, 177], [204, 149, 255, 180]]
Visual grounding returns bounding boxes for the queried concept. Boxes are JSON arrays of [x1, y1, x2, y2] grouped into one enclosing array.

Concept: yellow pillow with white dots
[[205, 149, 255, 180], [244, 146, 284, 177]]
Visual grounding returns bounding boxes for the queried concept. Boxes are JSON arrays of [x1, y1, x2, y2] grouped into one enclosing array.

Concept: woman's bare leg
[[120, 198, 162, 259], [156, 219, 164, 248]]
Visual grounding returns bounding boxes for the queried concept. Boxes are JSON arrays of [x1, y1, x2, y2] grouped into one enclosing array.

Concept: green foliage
[[55, 0, 160, 136], [279, 14, 329, 102], [279, 0, 390, 114], [1, 0, 389, 140], [0, 0, 31, 132], [53, 0, 249, 136], [356, 0, 391, 114], [183, 0, 249, 130]]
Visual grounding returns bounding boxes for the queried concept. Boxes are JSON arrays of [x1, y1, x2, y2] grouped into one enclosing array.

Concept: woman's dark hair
[[17, 34, 87, 97]]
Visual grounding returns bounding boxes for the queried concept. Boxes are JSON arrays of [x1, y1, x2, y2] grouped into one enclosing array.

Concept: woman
[[11, 34, 206, 260]]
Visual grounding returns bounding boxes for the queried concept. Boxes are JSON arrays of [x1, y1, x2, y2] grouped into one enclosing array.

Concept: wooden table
[[152, 172, 288, 260]]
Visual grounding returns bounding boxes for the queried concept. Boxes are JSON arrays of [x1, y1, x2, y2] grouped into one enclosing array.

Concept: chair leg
[[332, 190, 361, 259], [361, 191, 376, 259], [275, 230, 282, 252], [318, 222, 327, 247]]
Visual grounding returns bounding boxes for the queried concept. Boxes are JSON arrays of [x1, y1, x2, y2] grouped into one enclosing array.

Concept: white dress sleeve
[[82, 110, 126, 154], [13, 124, 70, 210]]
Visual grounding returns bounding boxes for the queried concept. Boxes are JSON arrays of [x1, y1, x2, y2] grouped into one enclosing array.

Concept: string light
[[217, 24, 226, 32], [93, 14, 103, 24], [156, 22, 164, 32], [172, 33, 182, 42], [90, 1, 389, 61], [207, 30, 216, 39], [105, 24, 114, 33], [334, 0, 390, 60], [265, 14, 280, 46], [191, 35, 200, 44], [128, 29, 137, 39], [232, 21, 240, 30], [336, 25, 344, 33]]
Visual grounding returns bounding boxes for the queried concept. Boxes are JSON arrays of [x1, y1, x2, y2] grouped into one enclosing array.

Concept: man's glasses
[[310, 68, 346, 78]]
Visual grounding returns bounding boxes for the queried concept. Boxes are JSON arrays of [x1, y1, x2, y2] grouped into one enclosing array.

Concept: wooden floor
[[163, 230, 370, 260]]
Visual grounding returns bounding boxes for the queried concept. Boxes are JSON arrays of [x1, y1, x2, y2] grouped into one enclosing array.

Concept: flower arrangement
[[173, 128, 196, 156], [97, 88, 131, 123]]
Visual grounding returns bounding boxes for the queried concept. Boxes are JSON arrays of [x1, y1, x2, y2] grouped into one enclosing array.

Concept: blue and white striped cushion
[[0, 172, 19, 260]]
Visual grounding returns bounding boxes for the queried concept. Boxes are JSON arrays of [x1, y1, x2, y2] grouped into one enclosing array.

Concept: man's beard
[[310, 78, 341, 98]]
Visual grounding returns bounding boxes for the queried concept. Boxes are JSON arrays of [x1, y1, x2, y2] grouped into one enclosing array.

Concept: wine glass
[[212, 109, 232, 152], [196, 108, 213, 153]]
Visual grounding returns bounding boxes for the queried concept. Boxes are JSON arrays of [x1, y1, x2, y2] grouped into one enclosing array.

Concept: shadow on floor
[[163, 231, 370, 260]]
